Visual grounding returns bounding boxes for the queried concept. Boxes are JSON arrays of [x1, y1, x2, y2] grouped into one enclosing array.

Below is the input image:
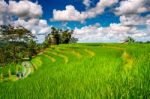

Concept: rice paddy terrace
[[0, 43, 150, 99]]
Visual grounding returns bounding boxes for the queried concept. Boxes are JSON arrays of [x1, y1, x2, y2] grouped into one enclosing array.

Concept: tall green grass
[[0, 43, 150, 99]]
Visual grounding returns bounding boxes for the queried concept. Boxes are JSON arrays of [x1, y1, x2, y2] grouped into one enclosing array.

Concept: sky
[[0, 0, 150, 43]]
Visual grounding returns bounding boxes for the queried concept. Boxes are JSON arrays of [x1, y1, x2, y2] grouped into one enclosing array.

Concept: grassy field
[[0, 43, 150, 99]]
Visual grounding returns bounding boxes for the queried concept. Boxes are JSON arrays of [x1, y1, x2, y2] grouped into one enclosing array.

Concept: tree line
[[1, 24, 149, 67], [124, 36, 150, 44], [0, 25, 78, 67]]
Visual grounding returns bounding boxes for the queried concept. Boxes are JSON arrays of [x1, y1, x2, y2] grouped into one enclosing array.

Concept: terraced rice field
[[0, 43, 150, 99]]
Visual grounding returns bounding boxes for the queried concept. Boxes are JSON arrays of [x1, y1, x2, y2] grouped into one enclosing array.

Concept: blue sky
[[37, 0, 120, 28], [6, 0, 118, 28], [1, 0, 150, 42]]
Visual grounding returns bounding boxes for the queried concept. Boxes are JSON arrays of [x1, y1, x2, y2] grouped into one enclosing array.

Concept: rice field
[[0, 43, 150, 99]]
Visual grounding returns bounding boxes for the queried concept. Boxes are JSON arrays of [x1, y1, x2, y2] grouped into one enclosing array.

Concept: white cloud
[[115, 0, 150, 15], [120, 15, 150, 26], [39, 20, 48, 27], [52, 0, 118, 22], [1, 0, 149, 43], [13, 18, 51, 43], [83, 0, 91, 7], [0, 0, 49, 43], [0, 0, 9, 25], [146, 19, 150, 25], [110, 0, 150, 42], [0, 0, 43, 25], [52, 5, 84, 21], [8, 0, 43, 18], [0, 0, 7, 13], [73, 20, 150, 42], [14, 18, 51, 35]]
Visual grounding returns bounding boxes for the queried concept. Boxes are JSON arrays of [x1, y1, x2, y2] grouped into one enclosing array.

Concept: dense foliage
[[0, 25, 77, 67], [44, 27, 77, 46], [0, 25, 34, 65]]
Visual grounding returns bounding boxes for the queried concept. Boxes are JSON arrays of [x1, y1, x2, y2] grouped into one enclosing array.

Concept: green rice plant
[[9, 64, 16, 75], [8, 68, 11, 79], [2, 66, 10, 77], [30, 57, 42, 70], [0, 73, 3, 82], [0, 43, 150, 98]]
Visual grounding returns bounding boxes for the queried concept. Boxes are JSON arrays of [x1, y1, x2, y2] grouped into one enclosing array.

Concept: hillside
[[0, 44, 150, 99]]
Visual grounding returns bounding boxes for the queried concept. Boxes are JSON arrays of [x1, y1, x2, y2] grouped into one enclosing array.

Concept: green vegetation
[[124, 36, 135, 43], [0, 25, 76, 80], [0, 43, 150, 98], [0, 25, 34, 65], [44, 27, 77, 46]]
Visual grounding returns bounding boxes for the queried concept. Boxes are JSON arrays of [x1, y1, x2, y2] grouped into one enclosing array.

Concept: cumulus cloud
[[14, 19, 50, 34], [120, 15, 150, 26], [73, 20, 150, 43], [83, 0, 91, 7], [0, 0, 10, 25], [0, 0, 43, 25], [0, 0, 7, 13], [115, 0, 150, 15], [52, 0, 118, 22], [0, 0, 49, 43], [73, 24, 126, 42], [1, 0, 149, 43], [13, 18, 51, 43], [71, 0, 150, 42], [8, 0, 42, 18], [52, 5, 84, 22]]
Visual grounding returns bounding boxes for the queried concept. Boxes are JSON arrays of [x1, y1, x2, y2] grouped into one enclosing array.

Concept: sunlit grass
[[0, 43, 150, 98]]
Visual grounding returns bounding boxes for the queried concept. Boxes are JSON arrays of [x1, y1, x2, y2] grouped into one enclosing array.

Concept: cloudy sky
[[0, 0, 150, 43]]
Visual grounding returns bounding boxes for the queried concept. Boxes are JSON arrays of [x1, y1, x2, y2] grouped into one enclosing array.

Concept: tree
[[50, 27, 60, 45], [42, 37, 50, 49], [45, 27, 77, 45], [0, 25, 34, 65], [60, 30, 73, 44], [124, 36, 135, 43], [0, 25, 33, 42], [28, 40, 37, 59]]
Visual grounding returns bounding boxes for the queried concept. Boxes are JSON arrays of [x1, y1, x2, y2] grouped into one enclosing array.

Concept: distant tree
[[124, 36, 135, 43], [146, 41, 150, 43], [137, 41, 143, 44], [60, 30, 73, 44], [45, 27, 77, 45], [50, 27, 60, 45]]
